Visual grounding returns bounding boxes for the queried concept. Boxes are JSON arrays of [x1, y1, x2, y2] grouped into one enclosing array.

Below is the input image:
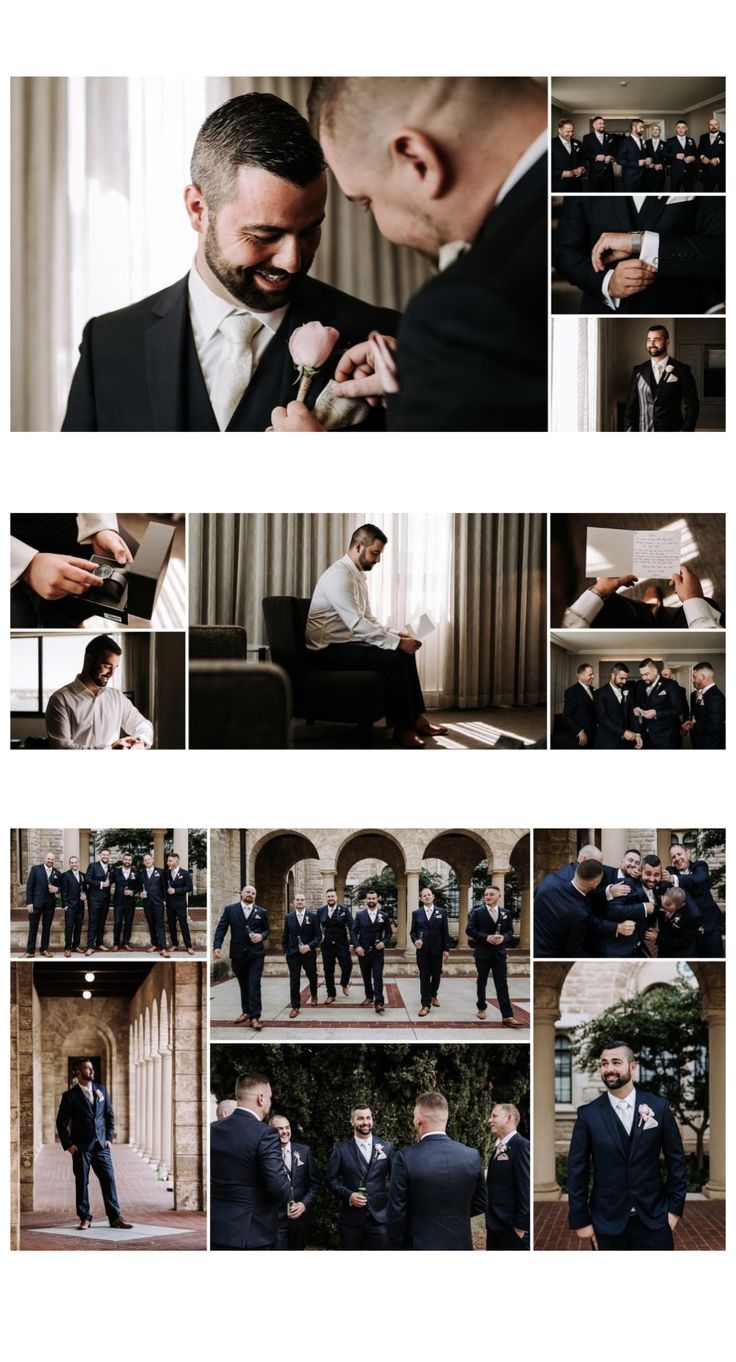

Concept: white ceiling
[[551, 630, 725, 657], [551, 76, 726, 115]]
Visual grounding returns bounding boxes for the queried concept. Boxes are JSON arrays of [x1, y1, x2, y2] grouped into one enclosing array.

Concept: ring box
[[72, 521, 176, 624]]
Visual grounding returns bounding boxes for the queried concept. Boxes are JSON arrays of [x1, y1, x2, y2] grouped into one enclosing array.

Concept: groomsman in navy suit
[[410, 887, 451, 1016], [552, 119, 586, 192], [25, 851, 62, 956], [685, 661, 725, 749], [165, 851, 194, 953], [668, 843, 724, 957], [352, 891, 392, 1013], [486, 1103, 530, 1250], [581, 117, 616, 189], [61, 855, 87, 956], [594, 664, 642, 750], [644, 124, 666, 189], [568, 1041, 687, 1250], [630, 658, 684, 749], [139, 852, 170, 956], [562, 664, 596, 748], [210, 1073, 291, 1250], [644, 885, 701, 958], [111, 852, 139, 951], [467, 886, 523, 1026], [85, 849, 113, 953], [213, 885, 269, 1031], [665, 121, 698, 190], [534, 859, 642, 957], [387, 1091, 486, 1250], [698, 119, 725, 191], [617, 119, 651, 190], [55, 1058, 133, 1230], [270, 1114, 320, 1250], [317, 889, 354, 1003], [282, 893, 321, 1016], [326, 1103, 394, 1249]]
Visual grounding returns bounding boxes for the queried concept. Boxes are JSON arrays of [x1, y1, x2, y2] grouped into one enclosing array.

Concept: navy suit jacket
[[352, 908, 392, 951], [326, 1136, 394, 1226], [210, 1108, 291, 1249], [568, 1089, 687, 1235], [281, 910, 321, 957], [580, 131, 616, 186], [387, 1133, 487, 1250], [62, 273, 398, 433], [466, 904, 514, 959], [486, 1132, 530, 1232], [279, 1141, 320, 1213], [551, 135, 585, 192], [664, 134, 698, 187], [533, 872, 620, 957], [213, 902, 269, 959], [667, 861, 723, 935], [690, 685, 725, 749], [140, 867, 166, 908], [617, 134, 649, 190], [111, 867, 141, 907], [563, 682, 596, 742], [317, 904, 353, 946], [652, 897, 702, 957], [631, 676, 683, 748], [593, 683, 634, 749], [60, 868, 87, 908], [410, 905, 451, 953], [165, 866, 193, 904], [56, 1082, 115, 1151], [85, 861, 113, 907], [26, 864, 62, 909]]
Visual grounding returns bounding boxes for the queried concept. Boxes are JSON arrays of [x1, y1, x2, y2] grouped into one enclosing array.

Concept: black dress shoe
[[110, 1217, 133, 1229]]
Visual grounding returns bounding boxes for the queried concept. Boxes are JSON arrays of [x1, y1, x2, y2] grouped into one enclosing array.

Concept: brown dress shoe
[[78, 1220, 91, 1230], [235, 1013, 250, 1024], [341, 985, 350, 996], [250, 1019, 263, 1031], [418, 1006, 430, 1017], [397, 731, 425, 748], [23, 952, 35, 958], [146, 945, 157, 953], [186, 947, 195, 955], [111, 946, 119, 952], [477, 1010, 488, 1020], [64, 950, 72, 958], [432, 996, 440, 1007], [289, 1008, 300, 1018], [160, 950, 171, 958], [123, 944, 133, 951], [361, 998, 374, 1008], [415, 717, 449, 736], [324, 996, 334, 1005], [110, 1217, 133, 1229], [99, 945, 110, 952], [41, 950, 53, 958], [502, 1017, 523, 1029], [85, 949, 95, 956], [375, 1003, 385, 1013], [310, 995, 319, 1006]]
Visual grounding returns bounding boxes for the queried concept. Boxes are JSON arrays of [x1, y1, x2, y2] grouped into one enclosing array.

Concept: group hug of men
[[562, 658, 725, 749], [211, 1075, 530, 1251], [23, 848, 195, 958], [534, 841, 725, 959], [213, 883, 524, 1030], [553, 116, 726, 192]]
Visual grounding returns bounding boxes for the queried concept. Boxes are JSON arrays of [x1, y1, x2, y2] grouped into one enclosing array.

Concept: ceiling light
[[82, 990, 92, 1000], [85, 972, 95, 982]]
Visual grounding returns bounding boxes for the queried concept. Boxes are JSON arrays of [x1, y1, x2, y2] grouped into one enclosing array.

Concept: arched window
[[555, 1034, 572, 1104]]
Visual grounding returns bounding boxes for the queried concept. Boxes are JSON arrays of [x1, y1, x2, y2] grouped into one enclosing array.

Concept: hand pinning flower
[[289, 322, 341, 401]]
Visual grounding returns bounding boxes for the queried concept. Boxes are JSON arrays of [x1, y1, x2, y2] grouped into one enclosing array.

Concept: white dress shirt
[[306, 554, 400, 651], [11, 514, 119, 587], [187, 264, 287, 405], [46, 676, 153, 749], [608, 1087, 636, 1135], [354, 1135, 373, 1161], [563, 588, 721, 630]]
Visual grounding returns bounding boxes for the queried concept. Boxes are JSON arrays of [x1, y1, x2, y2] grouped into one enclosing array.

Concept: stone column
[[404, 870, 420, 955], [600, 829, 627, 866], [457, 877, 471, 947], [151, 1050, 163, 1169], [174, 830, 189, 868], [160, 1045, 173, 1176], [144, 1052, 155, 1162], [534, 965, 567, 1200], [133, 1057, 143, 1150], [320, 869, 336, 901], [17, 965, 35, 1214], [172, 963, 204, 1210], [702, 1004, 726, 1199], [519, 887, 531, 950], [396, 878, 407, 948], [153, 829, 166, 865], [63, 829, 81, 862]]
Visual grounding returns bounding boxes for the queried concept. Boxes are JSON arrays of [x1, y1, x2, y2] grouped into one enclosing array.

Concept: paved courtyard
[[534, 1199, 725, 1251]]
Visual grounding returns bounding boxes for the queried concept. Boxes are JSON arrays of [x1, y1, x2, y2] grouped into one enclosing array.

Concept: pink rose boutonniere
[[289, 322, 341, 401], [638, 1103, 659, 1130]]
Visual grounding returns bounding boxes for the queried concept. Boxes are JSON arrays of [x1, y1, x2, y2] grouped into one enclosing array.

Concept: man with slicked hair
[[534, 859, 641, 957], [387, 1091, 486, 1250], [685, 661, 725, 749], [210, 1072, 291, 1249]]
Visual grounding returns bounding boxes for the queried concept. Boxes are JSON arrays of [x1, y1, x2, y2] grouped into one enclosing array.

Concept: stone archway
[[250, 830, 321, 950], [422, 829, 491, 949], [509, 832, 530, 950], [334, 830, 408, 946]]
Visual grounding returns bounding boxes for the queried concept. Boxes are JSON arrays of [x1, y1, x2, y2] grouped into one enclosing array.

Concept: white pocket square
[[665, 374, 679, 383], [642, 1116, 659, 1130]]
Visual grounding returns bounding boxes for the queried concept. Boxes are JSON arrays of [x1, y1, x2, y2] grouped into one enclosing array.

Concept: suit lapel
[[636, 197, 669, 232], [145, 277, 193, 431]]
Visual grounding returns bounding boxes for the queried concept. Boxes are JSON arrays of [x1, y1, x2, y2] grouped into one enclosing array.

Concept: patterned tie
[[210, 313, 262, 430]]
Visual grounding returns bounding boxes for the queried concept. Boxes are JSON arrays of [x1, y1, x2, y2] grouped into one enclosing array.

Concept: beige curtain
[[190, 513, 547, 709]]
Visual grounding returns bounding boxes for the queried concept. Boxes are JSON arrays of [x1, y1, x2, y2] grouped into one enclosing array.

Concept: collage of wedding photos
[[3, 44, 729, 1316]]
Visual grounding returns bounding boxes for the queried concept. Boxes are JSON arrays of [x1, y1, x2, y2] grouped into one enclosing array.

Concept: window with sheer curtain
[[550, 316, 599, 432]]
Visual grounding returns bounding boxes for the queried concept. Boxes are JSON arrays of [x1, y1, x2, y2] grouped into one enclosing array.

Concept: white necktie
[[616, 1100, 630, 1132], [210, 313, 262, 431], [283, 1146, 292, 1173]]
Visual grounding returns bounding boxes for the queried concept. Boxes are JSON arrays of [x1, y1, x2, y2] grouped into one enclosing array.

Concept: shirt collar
[[187, 262, 287, 343], [700, 681, 715, 694], [608, 1087, 636, 1112], [498, 1130, 518, 1146]]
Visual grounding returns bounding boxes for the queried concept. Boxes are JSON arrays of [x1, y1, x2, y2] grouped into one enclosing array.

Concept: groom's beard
[[602, 1072, 631, 1090], [204, 223, 314, 312]]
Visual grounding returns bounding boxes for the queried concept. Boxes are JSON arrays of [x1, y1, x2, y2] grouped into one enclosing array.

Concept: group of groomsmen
[[534, 841, 725, 959], [553, 115, 726, 192], [23, 848, 195, 958], [563, 658, 725, 749], [212, 883, 524, 1030], [211, 1074, 530, 1251]]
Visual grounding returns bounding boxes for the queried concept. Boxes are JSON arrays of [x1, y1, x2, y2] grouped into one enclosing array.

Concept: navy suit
[[213, 902, 269, 1021], [563, 681, 596, 745], [111, 867, 140, 947], [664, 134, 698, 190], [587, 876, 652, 957], [690, 685, 725, 749], [276, 1140, 320, 1250], [25, 863, 62, 953], [534, 872, 622, 958], [210, 1108, 291, 1250], [85, 860, 113, 948], [56, 1082, 123, 1225], [282, 910, 321, 1009], [644, 138, 666, 189], [60, 868, 87, 951], [326, 1135, 394, 1249], [486, 1132, 530, 1250], [551, 135, 585, 193], [387, 1133, 487, 1250], [466, 903, 515, 1016], [652, 896, 702, 957], [165, 866, 193, 948], [410, 904, 451, 1007], [317, 903, 354, 997], [698, 131, 725, 191], [581, 131, 616, 189], [631, 676, 683, 749], [140, 866, 167, 949], [568, 1089, 687, 1249], [667, 860, 723, 956], [617, 135, 650, 190], [352, 908, 392, 1006], [592, 684, 636, 749]]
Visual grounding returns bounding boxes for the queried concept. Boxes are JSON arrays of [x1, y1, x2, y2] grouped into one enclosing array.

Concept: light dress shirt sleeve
[[46, 682, 153, 749], [562, 589, 604, 629], [306, 559, 400, 651], [11, 515, 118, 587]]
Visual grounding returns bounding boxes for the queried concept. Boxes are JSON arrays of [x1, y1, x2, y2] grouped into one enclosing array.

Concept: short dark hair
[[693, 660, 714, 673], [351, 1102, 372, 1114], [85, 635, 122, 664], [676, 118, 688, 126], [576, 859, 604, 885], [235, 1072, 271, 1101], [611, 662, 630, 674], [648, 324, 669, 339], [624, 848, 641, 858], [350, 523, 387, 549], [576, 662, 593, 676], [558, 118, 573, 129], [642, 854, 661, 868], [73, 1057, 94, 1072], [190, 92, 325, 213], [639, 657, 656, 669], [168, 852, 180, 860], [630, 117, 645, 128], [600, 1040, 635, 1062], [592, 115, 604, 122]]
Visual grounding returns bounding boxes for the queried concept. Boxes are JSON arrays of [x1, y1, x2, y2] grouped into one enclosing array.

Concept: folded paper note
[[585, 526, 681, 580], [406, 612, 437, 641]]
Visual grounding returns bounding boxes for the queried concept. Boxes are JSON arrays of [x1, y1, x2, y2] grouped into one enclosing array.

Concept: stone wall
[[40, 994, 130, 1143]]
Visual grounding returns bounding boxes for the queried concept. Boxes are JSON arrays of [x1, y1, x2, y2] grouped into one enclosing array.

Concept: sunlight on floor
[[433, 721, 537, 749]]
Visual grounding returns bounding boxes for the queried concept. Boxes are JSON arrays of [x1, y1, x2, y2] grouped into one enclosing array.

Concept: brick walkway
[[21, 1143, 206, 1251], [534, 1199, 725, 1251]]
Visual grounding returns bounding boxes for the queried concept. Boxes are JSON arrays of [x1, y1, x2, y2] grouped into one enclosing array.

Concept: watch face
[[97, 564, 114, 579]]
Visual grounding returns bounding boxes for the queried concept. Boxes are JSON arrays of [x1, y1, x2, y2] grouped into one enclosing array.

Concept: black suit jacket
[[551, 136, 585, 192], [690, 685, 725, 749], [351, 908, 392, 951], [563, 681, 596, 742], [60, 868, 87, 909], [279, 1141, 320, 1214], [212, 902, 269, 959], [140, 867, 167, 908], [466, 904, 514, 959], [580, 131, 616, 188], [568, 1090, 687, 1235], [664, 134, 698, 189], [165, 866, 193, 906], [486, 1132, 530, 1232], [111, 867, 140, 908], [554, 196, 725, 314], [624, 356, 699, 431], [56, 1082, 115, 1151], [533, 872, 620, 958], [62, 274, 398, 432], [26, 864, 62, 909], [326, 1136, 394, 1226], [653, 897, 702, 957], [697, 132, 726, 188], [282, 910, 321, 957], [84, 861, 112, 909], [210, 1108, 291, 1249], [617, 135, 649, 190], [387, 1133, 487, 1250], [667, 860, 723, 936], [631, 676, 683, 748], [386, 155, 547, 431], [593, 683, 635, 749], [644, 139, 667, 189], [409, 905, 451, 953], [316, 904, 353, 947]]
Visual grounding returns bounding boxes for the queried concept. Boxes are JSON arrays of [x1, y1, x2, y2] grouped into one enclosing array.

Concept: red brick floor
[[21, 1143, 206, 1251], [534, 1200, 725, 1251]]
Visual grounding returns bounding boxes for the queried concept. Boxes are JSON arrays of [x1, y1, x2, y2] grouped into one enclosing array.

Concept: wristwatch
[[630, 230, 643, 257]]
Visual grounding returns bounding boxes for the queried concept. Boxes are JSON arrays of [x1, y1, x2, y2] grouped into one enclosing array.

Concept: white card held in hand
[[586, 526, 682, 580], [406, 611, 437, 640]]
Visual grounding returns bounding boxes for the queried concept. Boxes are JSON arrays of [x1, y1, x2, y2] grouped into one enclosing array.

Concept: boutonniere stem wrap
[[289, 322, 341, 401]]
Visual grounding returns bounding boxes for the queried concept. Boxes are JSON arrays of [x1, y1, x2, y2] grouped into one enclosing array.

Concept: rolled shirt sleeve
[[562, 589, 604, 629], [11, 536, 38, 587], [119, 695, 154, 745]]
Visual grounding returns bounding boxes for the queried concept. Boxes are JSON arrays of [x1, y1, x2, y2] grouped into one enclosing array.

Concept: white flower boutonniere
[[374, 1143, 387, 1160], [638, 1103, 659, 1130], [94, 1088, 104, 1102], [293, 1151, 304, 1168]]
